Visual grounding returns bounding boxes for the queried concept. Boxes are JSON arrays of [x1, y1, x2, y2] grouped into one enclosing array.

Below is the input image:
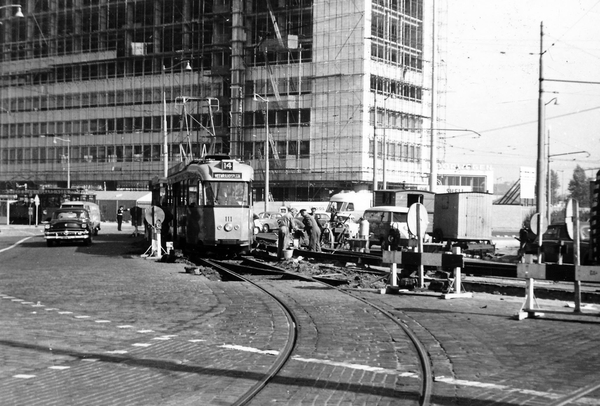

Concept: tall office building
[[1, 0, 432, 200]]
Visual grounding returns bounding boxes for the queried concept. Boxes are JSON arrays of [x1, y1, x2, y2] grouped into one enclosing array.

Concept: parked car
[[255, 211, 284, 233], [363, 206, 410, 249], [61, 201, 101, 235], [44, 208, 94, 246], [539, 222, 591, 264]]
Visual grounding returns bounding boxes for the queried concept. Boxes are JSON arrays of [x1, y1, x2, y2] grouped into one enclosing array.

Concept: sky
[[442, 0, 600, 191]]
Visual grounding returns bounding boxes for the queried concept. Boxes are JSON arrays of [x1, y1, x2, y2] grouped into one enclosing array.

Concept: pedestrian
[[277, 207, 297, 259], [301, 209, 321, 252], [129, 206, 142, 237], [117, 205, 124, 231]]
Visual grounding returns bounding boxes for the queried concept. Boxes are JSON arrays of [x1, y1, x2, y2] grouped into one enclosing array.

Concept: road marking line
[[292, 356, 419, 377], [137, 329, 154, 333], [105, 350, 128, 354], [0, 237, 34, 253], [220, 344, 280, 356], [117, 325, 134, 329], [58, 311, 73, 314], [188, 339, 206, 343], [48, 366, 70, 370], [95, 320, 111, 323], [132, 343, 152, 347], [11, 298, 24, 302], [13, 374, 36, 379], [74, 315, 90, 319]]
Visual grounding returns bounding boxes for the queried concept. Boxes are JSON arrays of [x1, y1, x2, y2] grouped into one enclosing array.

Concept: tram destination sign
[[214, 173, 242, 179]]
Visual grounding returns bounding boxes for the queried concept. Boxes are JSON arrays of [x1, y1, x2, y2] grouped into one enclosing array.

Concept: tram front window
[[204, 182, 249, 206]]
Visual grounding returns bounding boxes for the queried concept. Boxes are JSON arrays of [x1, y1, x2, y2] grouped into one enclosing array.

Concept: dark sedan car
[[44, 208, 93, 246], [540, 222, 591, 264]]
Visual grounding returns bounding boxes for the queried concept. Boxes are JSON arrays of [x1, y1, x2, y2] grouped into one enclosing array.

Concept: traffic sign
[[407, 203, 429, 236], [145, 206, 165, 228]]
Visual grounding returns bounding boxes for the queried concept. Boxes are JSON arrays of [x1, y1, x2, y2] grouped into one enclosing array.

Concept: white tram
[[151, 155, 255, 254]]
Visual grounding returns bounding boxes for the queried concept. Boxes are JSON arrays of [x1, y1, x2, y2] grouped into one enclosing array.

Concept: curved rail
[[196, 258, 298, 406], [237, 257, 433, 405]]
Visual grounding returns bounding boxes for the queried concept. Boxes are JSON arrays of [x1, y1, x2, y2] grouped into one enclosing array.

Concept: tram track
[[193, 256, 434, 405]]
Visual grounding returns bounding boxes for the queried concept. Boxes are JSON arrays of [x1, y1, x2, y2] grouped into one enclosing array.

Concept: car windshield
[[54, 210, 87, 220]]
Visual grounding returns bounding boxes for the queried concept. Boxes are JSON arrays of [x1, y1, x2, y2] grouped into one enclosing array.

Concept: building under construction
[[0, 0, 434, 201]]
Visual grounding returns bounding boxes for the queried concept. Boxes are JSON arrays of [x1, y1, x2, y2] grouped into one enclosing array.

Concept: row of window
[[0, 140, 315, 165], [1, 76, 311, 114], [371, 75, 422, 103], [372, 0, 424, 19], [370, 108, 424, 130], [370, 141, 422, 162], [0, 108, 312, 139]]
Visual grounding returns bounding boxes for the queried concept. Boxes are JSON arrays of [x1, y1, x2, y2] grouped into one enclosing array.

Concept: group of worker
[[277, 207, 323, 259]]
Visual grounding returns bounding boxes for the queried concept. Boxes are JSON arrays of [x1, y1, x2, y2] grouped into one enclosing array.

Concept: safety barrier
[[380, 247, 472, 299], [516, 262, 600, 320]]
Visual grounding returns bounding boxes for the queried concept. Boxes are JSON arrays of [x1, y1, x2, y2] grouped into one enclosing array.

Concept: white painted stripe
[[0, 237, 34, 253], [105, 350, 128, 354], [74, 315, 90, 319], [292, 356, 418, 377], [48, 366, 70, 370], [45, 308, 59, 311], [188, 339, 206, 343], [11, 298, 24, 302], [220, 344, 280, 356], [137, 329, 154, 333], [1, 296, 15, 299], [117, 325, 134, 329], [21, 302, 34, 305], [132, 343, 152, 347], [95, 320, 111, 323], [81, 358, 99, 362], [58, 311, 73, 314], [31, 304, 44, 307], [152, 337, 171, 340], [13, 374, 36, 379]]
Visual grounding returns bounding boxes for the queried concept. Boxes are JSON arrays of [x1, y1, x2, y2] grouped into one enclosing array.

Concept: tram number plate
[[222, 161, 234, 170]]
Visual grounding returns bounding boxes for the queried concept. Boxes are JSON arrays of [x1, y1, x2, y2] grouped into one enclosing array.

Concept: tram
[[150, 155, 255, 254]]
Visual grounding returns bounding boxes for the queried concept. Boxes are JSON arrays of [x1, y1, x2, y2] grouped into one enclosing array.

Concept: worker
[[116, 205, 124, 231], [277, 208, 297, 259], [301, 209, 321, 252]]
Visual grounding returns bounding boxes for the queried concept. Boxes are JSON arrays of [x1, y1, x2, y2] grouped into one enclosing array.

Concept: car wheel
[[262, 224, 270, 233], [253, 226, 260, 235]]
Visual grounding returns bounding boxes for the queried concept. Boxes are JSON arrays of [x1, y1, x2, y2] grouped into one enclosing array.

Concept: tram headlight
[[224, 223, 233, 232]]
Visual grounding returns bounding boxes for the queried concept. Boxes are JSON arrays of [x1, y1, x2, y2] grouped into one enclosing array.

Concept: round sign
[[529, 213, 547, 236], [407, 202, 429, 236], [144, 206, 165, 228], [565, 199, 575, 239]]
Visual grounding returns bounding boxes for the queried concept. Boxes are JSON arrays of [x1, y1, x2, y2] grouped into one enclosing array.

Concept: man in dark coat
[[301, 209, 321, 252]]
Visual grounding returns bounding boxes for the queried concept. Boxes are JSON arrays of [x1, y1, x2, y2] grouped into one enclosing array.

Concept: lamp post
[[0, 4, 24, 16], [253, 93, 269, 213], [53, 136, 71, 188], [161, 60, 192, 177]]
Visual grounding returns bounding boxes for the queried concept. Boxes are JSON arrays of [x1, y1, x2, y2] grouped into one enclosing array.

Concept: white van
[[60, 201, 101, 235], [326, 191, 372, 219], [363, 206, 410, 249]]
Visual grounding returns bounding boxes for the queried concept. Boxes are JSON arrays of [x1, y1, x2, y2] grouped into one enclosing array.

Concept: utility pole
[[536, 21, 546, 249]]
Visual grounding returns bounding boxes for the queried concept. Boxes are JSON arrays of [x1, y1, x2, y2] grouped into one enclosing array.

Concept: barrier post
[[515, 261, 545, 320], [442, 247, 472, 299]]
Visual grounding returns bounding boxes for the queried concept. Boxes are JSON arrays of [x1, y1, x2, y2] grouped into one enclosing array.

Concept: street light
[[0, 4, 24, 17], [253, 93, 270, 213], [42, 135, 71, 188], [54, 137, 71, 188], [161, 60, 192, 176]]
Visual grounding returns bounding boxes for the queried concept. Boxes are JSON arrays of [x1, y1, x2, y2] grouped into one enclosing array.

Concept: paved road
[[1, 222, 600, 405]]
